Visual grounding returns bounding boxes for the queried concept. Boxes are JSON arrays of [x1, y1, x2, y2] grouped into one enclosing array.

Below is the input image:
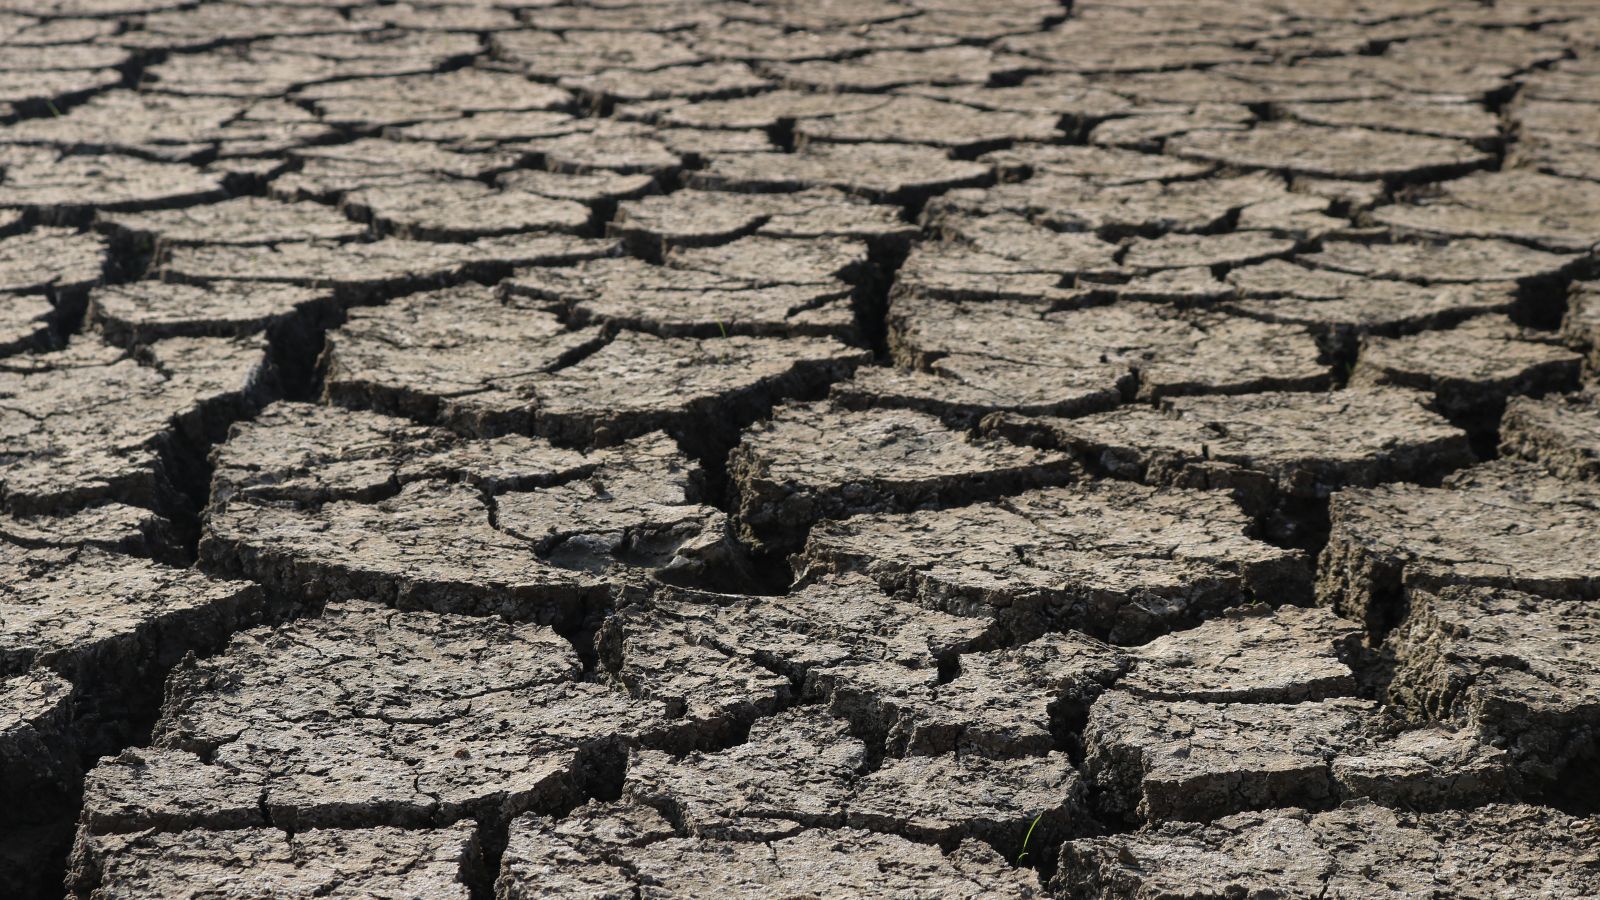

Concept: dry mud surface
[[2, 0, 1600, 897]]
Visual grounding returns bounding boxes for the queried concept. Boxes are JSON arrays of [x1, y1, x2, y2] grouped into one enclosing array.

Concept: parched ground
[[2, 0, 1600, 897]]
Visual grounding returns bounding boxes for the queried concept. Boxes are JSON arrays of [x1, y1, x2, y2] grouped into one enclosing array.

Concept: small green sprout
[[1016, 813, 1044, 863], [716, 320, 728, 338]]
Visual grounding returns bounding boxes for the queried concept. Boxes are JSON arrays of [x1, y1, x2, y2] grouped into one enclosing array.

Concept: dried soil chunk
[[0, 69, 121, 119], [897, 632, 1126, 758], [889, 243, 1090, 305], [1500, 391, 1600, 481], [1301, 238, 1579, 285], [0, 92, 332, 161], [123, 4, 376, 50], [610, 188, 898, 257], [1566, 280, 1600, 367], [1388, 584, 1600, 780], [1318, 461, 1600, 631], [849, 752, 1087, 854], [70, 824, 477, 900], [1084, 692, 1374, 823], [495, 169, 656, 207], [931, 172, 1293, 237], [0, 545, 263, 752], [139, 45, 449, 100], [88, 281, 335, 345], [288, 138, 522, 188], [0, 671, 77, 817], [1089, 105, 1255, 153], [77, 746, 267, 835], [689, 142, 990, 203], [321, 283, 608, 425], [503, 257, 856, 340], [562, 62, 772, 105], [1220, 260, 1516, 355], [1121, 231, 1297, 272], [608, 190, 778, 254], [0, 502, 173, 558], [979, 143, 1213, 185], [1350, 315, 1581, 418], [491, 445, 735, 581], [490, 28, 703, 81], [0, 294, 54, 357], [830, 359, 1125, 423], [207, 401, 615, 506], [512, 121, 682, 177], [1281, 98, 1501, 143], [497, 813, 1040, 899], [891, 295, 1331, 403], [0, 334, 270, 516], [162, 235, 614, 294], [1055, 803, 1600, 899], [1371, 170, 1600, 253], [1166, 123, 1491, 181], [341, 178, 592, 240], [0, 227, 105, 295], [797, 482, 1306, 643], [623, 90, 891, 132], [202, 432, 730, 620], [665, 235, 868, 286], [386, 110, 581, 147], [130, 602, 696, 832], [1509, 135, 1600, 183], [1231, 193, 1355, 241], [929, 213, 1123, 284], [986, 389, 1472, 517], [794, 95, 1064, 152], [295, 68, 570, 128], [770, 46, 1027, 92], [1121, 605, 1361, 704], [728, 400, 1076, 553], [0, 148, 228, 220], [623, 708, 866, 840], [528, 332, 869, 449], [97, 197, 367, 247], [595, 575, 995, 745], [1331, 724, 1512, 809]]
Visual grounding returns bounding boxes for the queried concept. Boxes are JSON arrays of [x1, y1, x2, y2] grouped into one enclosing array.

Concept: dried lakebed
[[2, 0, 1600, 898]]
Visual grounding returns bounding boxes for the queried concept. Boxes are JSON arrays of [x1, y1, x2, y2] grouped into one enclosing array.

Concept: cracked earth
[[2, 0, 1600, 897]]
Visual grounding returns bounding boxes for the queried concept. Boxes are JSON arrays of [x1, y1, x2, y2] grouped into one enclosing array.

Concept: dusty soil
[[2, 0, 1599, 897]]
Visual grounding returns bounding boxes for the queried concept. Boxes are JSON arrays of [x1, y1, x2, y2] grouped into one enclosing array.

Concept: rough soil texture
[[2, 1, 1599, 898]]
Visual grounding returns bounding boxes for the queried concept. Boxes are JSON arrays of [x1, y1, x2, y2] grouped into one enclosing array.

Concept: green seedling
[[1016, 813, 1044, 863]]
